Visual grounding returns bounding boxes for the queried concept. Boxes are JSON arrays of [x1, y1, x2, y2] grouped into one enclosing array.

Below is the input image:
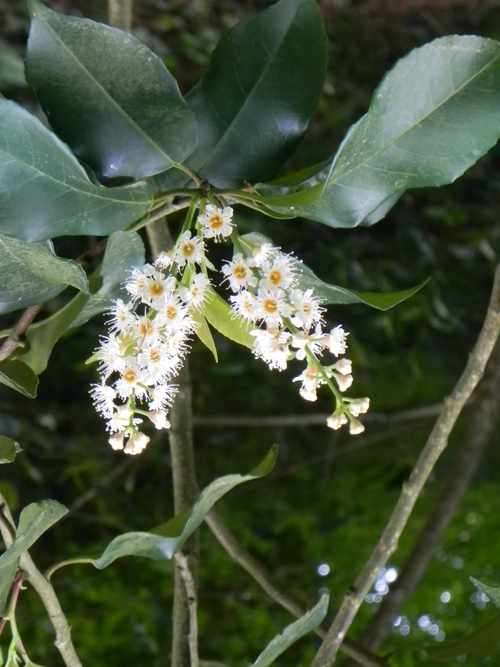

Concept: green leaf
[[0, 360, 39, 398], [0, 500, 68, 570], [26, 0, 196, 179], [0, 437, 22, 464], [0, 234, 89, 315], [156, 0, 327, 190], [70, 231, 145, 328], [0, 98, 152, 243], [251, 594, 329, 667], [471, 577, 500, 609], [202, 287, 254, 350], [260, 36, 500, 227], [19, 291, 90, 376], [93, 445, 278, 568], [0, 562, 18, 616], [425, 612, 500, 660], [192, 309, 218, 362]]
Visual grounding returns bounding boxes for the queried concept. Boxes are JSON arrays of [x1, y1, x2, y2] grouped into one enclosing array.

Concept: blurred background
[[2, 0, 500, 665]]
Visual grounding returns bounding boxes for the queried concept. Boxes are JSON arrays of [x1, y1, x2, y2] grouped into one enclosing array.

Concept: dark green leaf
[[0, 234, 88, 315], [93, 445, 278, 568], [259, 36, 500, 227], [0, 98, 152, 242], [0, 500, 68, 570], [471, 577, 500, 609], [26, 0, 196, 179], [251, 594, 329, 667], [71, 231, 145, 328], [156, 0, 327, 190], [202, 287, 254, 349], [0, 436, 22, 464], [0, 562, 18, 616], [192, 309, 218, 362], [426, 612, 500, 660], [0, 360, 39, 398]]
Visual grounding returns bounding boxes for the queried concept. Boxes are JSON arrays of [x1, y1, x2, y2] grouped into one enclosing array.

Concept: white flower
[[252, 243, 276, 268], [293, 366, 323, 402], [326, 325, 349, 357], [349, 418, 365, 435], [254, 287, 292, 329], [124, 431, 150, 455], [290, 289, 323, 330], [335, 373, 353, 392], [106, 404, 135, 434], [349, 397, 370, 417], [251, 329, 291, 371], [109, 432, 125, 450], [222, 253, 258, 293], [259, 253, 296, 291], [158, 294, 194, 335], [174, 231, 205, 268], [333, 358, 352, 375], [107, 300, 135, 333], [154, 251, 172, 270], [148, 410, 171, 430], [327, 411, 348, 430], [230, 290, 258, 322], [148, 384, 178, 412], [90, 383, 116, 418], [199, 204, 234, 241], [179, 273, 211, 311], [290, 327, 326, 361]]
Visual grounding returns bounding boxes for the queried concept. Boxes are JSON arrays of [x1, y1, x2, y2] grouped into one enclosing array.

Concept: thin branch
[[175, 552, 199, 667], [310, 264, 500, 667], [343, 335, 500, 659], [0, 305, 42, 362], [108, 0, 133, 30], [0, 493, 82, 667], [205, 510, 388, 667]]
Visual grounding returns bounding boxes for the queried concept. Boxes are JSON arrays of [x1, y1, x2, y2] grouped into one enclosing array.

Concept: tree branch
[[204, 510, 388, 667], [310, 264, 500, 667], [108, 0, 133, 31], [0, 493, 82, 667], [0, 305, 42, 362], [175, 552, 199, 667]]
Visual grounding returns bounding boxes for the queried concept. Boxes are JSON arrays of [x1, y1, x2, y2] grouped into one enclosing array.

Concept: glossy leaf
[[0, 436, 22, 464], [0, 98, 153, 242], [202, 288, 254, 350], [0, 234, 88, 315], [251, 594, 329, 667], [26, 0, 196, 178], [156, 0, 327, 190], [259, 36, 500, 227], [19, 292, 90, 376], [426, 612, 500, 660], [471, 577, 500, 609], [0, 360, 39, 398], [192, 309, 218, 362], [0, 500, 68, 570], [71, 231, 145, 328], [93, 445, 278, 568]]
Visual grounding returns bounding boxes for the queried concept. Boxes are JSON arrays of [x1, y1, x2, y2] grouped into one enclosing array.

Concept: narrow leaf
[[192, 309, 218, 362], [0, 234, 88, 315], [0, 360, 39, 398], [26, 0, 196, 178], [71, 231, 145, 328], [0, 500, 68, 569], [202, 288, 254, 350], [0, 98, 152, 242], [0, 562, 18, 616], [93, 445, 278, 568], [0, 437, 22, 464], [260, 36, 500, 227], [156, 0, 327, 190], [251, 594, 329, 667], [426, 613, 500, 660]]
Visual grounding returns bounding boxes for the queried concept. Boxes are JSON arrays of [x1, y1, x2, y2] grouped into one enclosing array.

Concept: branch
[[0, 305, 42, 362], [175, 552, 199, 667], [0, 493, 82, 667], [345, 335, 500, 657], [310, 263, 500, 667], [108, 0, 133, 30], [204, 510, 388, 667]]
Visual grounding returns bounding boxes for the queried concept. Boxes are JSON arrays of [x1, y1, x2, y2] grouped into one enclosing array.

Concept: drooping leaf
[[156, 0, 327, 190], [71, 231, 145, 328], [0, 234, 89, 315], [425, 612, 500, 660], [0, 500, 68, 570], [471, 577, 500, 609], [19, 292, 90, 376], [0, 437, 22, 464], [251, 594, 329, 667], [92, 445, 278, 568], [191, 309, 218, 362], [258, 36, 500, 227], [26, 0, 196, 178], [0, 360, 39, 398], [0, 98, 153, 243], [202, 288, 254, 350]]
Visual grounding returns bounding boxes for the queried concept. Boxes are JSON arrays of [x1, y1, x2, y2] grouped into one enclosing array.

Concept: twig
[[0, 493, 82, 667], [342, 335, 500, 659], [310, 264, 500, 667], [205, 510, 388, 667], [175, 552, 199, 667], [0, 305, 42, 362], [108, 0, 133, 30]]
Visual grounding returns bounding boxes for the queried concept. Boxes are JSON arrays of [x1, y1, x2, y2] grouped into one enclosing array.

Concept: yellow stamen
[[264, 299, 278, 313]]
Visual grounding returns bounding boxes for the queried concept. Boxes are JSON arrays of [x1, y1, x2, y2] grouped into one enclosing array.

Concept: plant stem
[[0, 305, 41, 361], [0, 493, 82, 667], [309, 263, 500, 667], [175, 553, 199, 667], [108, 0, 132, 31]]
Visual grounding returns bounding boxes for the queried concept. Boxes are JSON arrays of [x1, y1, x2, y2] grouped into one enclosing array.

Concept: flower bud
[[124, 431, 150, 455], [349, 418, 365, 435], [332, 358, 352, 375], [148, 410, 171, 430], [108, 432, 124, 450], [335, 373, 353, 392], [326, 411, 348, 430], [349, 397, 370, 417]]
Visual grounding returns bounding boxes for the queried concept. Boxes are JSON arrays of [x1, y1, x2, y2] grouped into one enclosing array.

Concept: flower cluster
[[223, 244, 369, 433], [91, 241, 210, 455]]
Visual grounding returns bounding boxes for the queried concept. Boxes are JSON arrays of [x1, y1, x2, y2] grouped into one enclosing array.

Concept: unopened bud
[[108, 432, 125, 450], [148, 410, 171, 430], [349, 418, 365, 435], [335, 373, 353, 392], [333, 358, 352, 375], [326, 411, 348, 430]]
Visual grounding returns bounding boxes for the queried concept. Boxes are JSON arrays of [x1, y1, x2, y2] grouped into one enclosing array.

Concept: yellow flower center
[[124, 370, 137, 384], [264, 298, 278, 314], [149, 349, 160, 363], [150, 282, 164, 297], [140, 321, 153, 337], [234, 265, 247, 279], [269, 270, 282, 285], [182, 242, 194, 257], [209, 214, 223, 229], [303, 303, 311, 314], [166, 305, 177, 320]]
